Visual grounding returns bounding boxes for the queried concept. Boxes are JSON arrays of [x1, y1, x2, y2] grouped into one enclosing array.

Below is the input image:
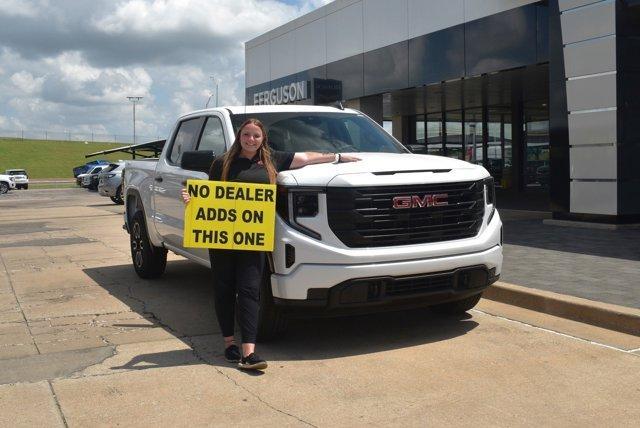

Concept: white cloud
[[94, 0, 299, 38], [10, 71, 43, 94], [0, 0, 327, 139], [0, 0, 41, 18]]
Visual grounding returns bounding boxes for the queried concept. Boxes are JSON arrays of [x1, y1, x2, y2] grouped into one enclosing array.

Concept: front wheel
[[130, 210, 167, 279], [110, 186, 124, 204], [431, 293, 483, 316], [256, 268, 287, 342], [0, 182, 8, 194]]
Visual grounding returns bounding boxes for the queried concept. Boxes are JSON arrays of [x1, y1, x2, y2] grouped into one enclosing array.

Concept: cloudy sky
[[0, 0, 331, 141]]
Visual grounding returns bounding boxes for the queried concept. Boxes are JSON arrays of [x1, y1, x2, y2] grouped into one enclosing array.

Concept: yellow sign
[[183, 180, 276, 251]]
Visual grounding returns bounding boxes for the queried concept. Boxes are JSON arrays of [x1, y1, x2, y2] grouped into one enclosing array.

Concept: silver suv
[[98, 162, 124, 204]]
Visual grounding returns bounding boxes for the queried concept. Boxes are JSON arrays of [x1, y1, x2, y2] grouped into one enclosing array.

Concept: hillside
[[0, 138, 133, 179]]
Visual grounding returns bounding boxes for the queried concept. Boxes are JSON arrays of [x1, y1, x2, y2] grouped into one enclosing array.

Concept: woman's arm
[[289, 152, 360, 169]]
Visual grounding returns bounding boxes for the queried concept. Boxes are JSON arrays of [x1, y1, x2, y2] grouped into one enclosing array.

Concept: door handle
[[155, 176, 163, 182]]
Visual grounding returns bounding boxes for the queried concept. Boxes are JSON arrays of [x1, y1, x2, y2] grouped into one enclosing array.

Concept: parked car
[[82, 173, 101, 190], [73, 159, 110, 178], [0, 174, 17, 194], [4, 169, 29, 189], [77, 165, 106, 186], [124, 105, 502, 340], [98, 162, 125, 204]]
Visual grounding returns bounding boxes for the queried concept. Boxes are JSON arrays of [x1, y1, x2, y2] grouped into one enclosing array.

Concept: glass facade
[[401, 64, 549, 199]]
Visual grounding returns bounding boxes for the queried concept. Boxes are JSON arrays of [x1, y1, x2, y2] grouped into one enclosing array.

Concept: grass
[[0, 138, 131, 179]]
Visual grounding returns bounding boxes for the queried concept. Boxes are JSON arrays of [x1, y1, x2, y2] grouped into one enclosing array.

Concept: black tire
[[256, 268, 287, 342], [110, 186, 124, 204], [431, 293, 483, 316], [24, 184, 28, 190], [130, 210, 167, 279], [0, 182, 8, 194]]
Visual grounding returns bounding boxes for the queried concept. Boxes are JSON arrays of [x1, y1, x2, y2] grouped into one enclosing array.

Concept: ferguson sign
[[253, 81, 309, 105]]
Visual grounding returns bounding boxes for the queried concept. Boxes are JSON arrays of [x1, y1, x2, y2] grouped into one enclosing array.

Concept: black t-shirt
[[208, 150, 294, 183]]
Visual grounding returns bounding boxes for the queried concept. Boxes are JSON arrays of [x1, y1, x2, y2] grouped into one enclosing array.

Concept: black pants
[[209, 249, 265, 344]]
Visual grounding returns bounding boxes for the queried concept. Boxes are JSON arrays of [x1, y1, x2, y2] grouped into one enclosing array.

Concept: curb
[[483, 281, 640, 337]]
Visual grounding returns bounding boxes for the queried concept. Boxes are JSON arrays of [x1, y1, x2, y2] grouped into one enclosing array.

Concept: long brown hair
[[219, 118, 277, 184]]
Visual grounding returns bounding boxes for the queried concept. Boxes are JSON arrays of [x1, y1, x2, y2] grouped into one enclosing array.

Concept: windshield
[[230, 112, 406, 154], [7, 170, 26, 176]]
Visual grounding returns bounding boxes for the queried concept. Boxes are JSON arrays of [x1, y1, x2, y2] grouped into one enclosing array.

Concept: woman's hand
[[180, 188, 191, 205], [337, 154, 361, 163]]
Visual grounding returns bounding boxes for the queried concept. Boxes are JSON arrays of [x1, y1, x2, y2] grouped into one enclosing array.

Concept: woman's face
[[239, 123, 264, 157]]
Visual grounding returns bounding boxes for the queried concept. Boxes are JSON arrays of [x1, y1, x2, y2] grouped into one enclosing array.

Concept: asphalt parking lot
[[0, 188, 639, 427]]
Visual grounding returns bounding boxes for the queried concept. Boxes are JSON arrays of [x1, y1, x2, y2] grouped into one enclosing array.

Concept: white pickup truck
[[123, 105, 502, 339]]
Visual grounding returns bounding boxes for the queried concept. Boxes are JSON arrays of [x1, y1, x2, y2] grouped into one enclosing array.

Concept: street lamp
[[205, 76, 219, 108], [127, 96, 143, 144]]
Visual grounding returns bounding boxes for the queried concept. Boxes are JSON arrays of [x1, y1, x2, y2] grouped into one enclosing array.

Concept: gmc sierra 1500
[[124, 105, 502, 339]]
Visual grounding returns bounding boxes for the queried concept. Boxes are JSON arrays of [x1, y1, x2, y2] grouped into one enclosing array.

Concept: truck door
[[154, 114, 228, 261], [153, 116, 206, 249], [180, 114, 229, 261]]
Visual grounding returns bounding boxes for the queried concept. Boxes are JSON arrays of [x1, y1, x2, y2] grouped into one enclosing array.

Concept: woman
[[182, 118, 359, 370]]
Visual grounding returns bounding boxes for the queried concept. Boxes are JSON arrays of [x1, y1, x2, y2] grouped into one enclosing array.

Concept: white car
[[77, 165, 106, 187], [5, 169, 29, 189], [0, 174, 17, 194]]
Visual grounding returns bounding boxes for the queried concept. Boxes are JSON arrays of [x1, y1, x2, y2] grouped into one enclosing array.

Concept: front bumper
[[98, 177, 121, 197], [98, 184, 116, 197], [270, 211, 503, 301], [274, 265, 499, 315]]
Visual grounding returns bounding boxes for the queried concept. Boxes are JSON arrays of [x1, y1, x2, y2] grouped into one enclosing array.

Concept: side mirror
[[181, 150, 214, 173]]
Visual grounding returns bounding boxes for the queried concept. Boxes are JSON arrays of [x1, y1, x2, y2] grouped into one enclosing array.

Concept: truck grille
[[326, 180, 485, 248]]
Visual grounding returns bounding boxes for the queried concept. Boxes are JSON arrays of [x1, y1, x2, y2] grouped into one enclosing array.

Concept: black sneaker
[[238, 353, 268, 370], [224, 344, 241, 363]]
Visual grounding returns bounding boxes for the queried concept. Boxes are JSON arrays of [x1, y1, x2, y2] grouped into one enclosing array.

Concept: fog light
[[285, 244, 295, 268]]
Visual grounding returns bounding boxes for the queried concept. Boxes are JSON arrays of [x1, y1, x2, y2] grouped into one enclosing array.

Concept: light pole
[[127, 96, 143, 144], [205, 76, 219, 108]]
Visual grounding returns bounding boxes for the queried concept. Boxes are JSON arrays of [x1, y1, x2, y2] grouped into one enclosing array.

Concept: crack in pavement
[[47, 380, 69, 428], [87, 277, 319, 428], [182, 335, 319, 428], [0, 252, 41, 354]]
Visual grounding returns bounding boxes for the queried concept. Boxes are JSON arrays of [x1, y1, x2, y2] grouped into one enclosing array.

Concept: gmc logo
[[392, 194, 448, 209]]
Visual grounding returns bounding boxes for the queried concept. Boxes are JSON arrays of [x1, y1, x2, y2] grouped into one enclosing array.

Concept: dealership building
[[245, 0, 639, 223]]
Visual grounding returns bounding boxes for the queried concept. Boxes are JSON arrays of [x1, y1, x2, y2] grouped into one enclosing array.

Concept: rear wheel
[[256, 269, 287, 342], [431, 293, 483, 316], [0, 182, 8, 194], [130, 210, 167, 279], [110, 186, 124, 204]]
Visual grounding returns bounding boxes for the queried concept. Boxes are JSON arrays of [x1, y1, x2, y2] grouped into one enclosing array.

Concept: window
[[426, 113, 443, 155], [169, 118, 203, 164], [230, 113, 406, 154], [445, 111, 463, 159], [198, 116, 226, 155]]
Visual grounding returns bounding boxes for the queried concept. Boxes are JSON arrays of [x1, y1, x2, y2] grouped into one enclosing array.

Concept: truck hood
[[277, 153, 489, 187]]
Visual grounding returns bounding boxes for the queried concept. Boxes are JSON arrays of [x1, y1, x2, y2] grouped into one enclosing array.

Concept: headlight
[[106, 173, 116, 178], [277, 187, 321, 239], [9, 177, 15, 182], [484, 177, 496, 223]]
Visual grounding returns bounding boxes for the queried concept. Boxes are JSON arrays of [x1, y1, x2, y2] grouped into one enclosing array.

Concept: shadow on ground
[[83, 259, 478, 371]]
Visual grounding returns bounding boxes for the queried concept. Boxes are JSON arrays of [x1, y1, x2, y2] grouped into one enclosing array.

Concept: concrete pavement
[[0, 188, 639, 427]]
